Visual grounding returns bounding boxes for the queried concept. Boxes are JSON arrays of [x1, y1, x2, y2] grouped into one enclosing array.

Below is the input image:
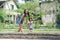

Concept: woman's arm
[[27, 21, 30, 29], [20, 14, 24, 22]]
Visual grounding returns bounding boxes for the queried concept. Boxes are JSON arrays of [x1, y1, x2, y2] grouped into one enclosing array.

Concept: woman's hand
[[25, 21, 28, 24]]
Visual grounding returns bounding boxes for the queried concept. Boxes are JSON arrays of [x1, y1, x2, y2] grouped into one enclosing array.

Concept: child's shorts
[[29, 28, 32, 30]]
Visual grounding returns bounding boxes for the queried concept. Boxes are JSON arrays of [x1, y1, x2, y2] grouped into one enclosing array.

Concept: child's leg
[[29, 28, 32, 32], [30, 30, 32, 32]]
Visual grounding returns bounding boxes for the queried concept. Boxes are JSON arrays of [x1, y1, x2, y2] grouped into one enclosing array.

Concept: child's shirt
[[28, 21, 33, 28]]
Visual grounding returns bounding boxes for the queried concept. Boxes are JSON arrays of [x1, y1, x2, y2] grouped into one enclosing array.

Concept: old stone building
[[39, 0, 59, 25]]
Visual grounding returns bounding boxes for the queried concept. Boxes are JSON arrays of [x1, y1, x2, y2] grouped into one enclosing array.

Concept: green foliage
[[34, 23, 40, 29], [46, 0, 52, 3], [37, 10, 45, 17], [46, 23, 53, 29], [0, 9, 7, 22], [32, 10, 45, 21], [15, 1, 38, 13], [56, 13, 60, 29], [25, 2, 38, 10], [0, 23, 18, 29], [56, 13, 60, 20], [14, 9, 23, 13], [56, 25, 60, 29], [19, 4, 26, 10], [0, 10, 4, 17]]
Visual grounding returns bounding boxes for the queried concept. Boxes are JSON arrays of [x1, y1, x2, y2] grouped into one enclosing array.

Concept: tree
[[14, 1, 45, 20]]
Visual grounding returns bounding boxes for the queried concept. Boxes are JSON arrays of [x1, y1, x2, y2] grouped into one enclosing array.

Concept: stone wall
[[0, 32, 60, 39]]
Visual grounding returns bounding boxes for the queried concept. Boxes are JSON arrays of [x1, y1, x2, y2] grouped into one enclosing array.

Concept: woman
[[16, 14, 23, 32], [16, 9, 30, 32]]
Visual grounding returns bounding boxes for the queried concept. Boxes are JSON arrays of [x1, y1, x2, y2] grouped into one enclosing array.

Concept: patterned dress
[[16, 14, 21, 24]]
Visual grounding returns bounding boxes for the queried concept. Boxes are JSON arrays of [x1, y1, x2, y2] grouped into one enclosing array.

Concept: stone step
[[0, 32, 60, 39]]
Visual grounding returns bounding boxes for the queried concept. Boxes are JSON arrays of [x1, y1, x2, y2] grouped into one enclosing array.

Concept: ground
[[0, 29, 60, 33]]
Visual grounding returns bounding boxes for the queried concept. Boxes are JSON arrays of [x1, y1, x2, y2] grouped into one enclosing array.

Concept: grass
[[0, 29, 60, 33], [0, 23, 60, 33]]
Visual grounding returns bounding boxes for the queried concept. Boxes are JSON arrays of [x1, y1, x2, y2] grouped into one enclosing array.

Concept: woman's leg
[[18, 24, 22, 32]]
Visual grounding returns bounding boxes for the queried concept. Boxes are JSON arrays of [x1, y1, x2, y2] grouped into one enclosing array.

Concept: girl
[[28, 18, 33, 32]]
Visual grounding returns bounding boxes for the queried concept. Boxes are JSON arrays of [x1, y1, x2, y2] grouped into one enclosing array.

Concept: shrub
[[0, 9, 7, 23], [56, 13, 60, 28]]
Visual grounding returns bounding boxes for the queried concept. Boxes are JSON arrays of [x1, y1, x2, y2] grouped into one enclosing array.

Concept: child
[[28, 18, 33, 32]]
